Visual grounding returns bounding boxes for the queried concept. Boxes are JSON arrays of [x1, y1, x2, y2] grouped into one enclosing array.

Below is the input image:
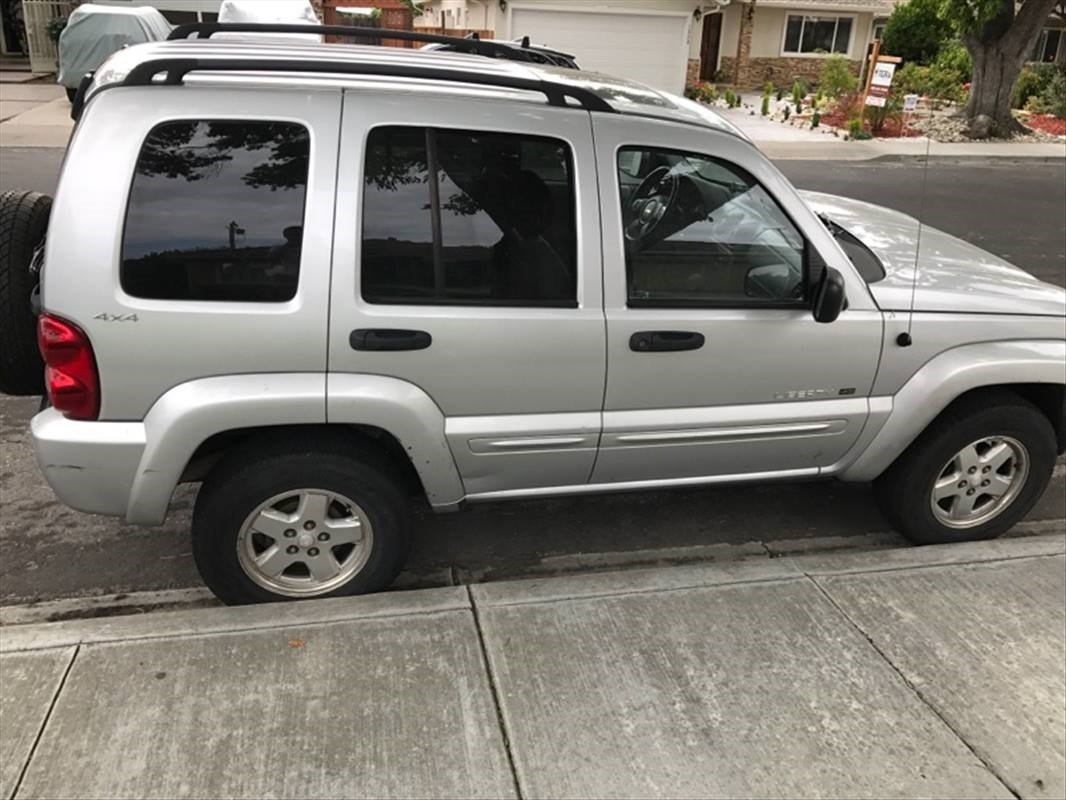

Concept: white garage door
[[510, 8, 689, 94]]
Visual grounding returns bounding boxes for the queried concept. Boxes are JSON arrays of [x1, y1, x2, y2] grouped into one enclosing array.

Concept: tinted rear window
[[361, 126, 577, 306], [122, 120, 310, 302]]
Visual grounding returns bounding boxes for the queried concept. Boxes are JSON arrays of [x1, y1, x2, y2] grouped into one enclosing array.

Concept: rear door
[[328, 92, 605, 496]]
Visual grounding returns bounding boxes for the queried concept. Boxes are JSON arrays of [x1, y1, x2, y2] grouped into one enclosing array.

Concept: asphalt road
[[1, 152, 1064, 607]]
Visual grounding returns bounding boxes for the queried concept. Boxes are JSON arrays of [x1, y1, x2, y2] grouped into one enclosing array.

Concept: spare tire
[[0, 190, 51, 396]]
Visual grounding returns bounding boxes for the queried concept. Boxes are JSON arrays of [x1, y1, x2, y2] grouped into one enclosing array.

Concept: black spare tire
[[0, 190, 51, 395]]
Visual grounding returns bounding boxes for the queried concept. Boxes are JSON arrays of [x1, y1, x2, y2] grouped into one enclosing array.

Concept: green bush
[[866, 92, 904, 132], [776, 88, 784, 101], [893, 62, 965, 103], [847, 118, 863, 137], [811, 110, 821, 127], [1041, 70, 1066, 119], [761, 93, 770, 116], [893, 63, 931, 95], [1025, 93, 1051, 115], [881, 0, 955, 65], [819, 54, 858, 98], [724, 88, 737, 108], [932, 38, 971, 76], [764, 81, 775, 97], [684, 81, 719, 104], [783, 105, 791, 120], [791, 80, 803, 106], [1013, 63, 1057, 109]]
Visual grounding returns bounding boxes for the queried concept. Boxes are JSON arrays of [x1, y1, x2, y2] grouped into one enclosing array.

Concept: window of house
[[1031, 28, 1062, 63], [783, 15, 853, 55], [617, 147, 807, 308], [361, 126, 577, 306], [872, 18, 888, 41], [122, 120, 310, 302]]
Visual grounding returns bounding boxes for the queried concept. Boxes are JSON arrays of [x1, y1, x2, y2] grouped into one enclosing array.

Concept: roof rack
[[169, 22, 531, 62], [110, 56, 614, 113]]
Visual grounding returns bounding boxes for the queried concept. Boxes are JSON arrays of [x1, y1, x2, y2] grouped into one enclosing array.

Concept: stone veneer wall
[[720, 56, 861, 89], [687, 59, 701, 86]]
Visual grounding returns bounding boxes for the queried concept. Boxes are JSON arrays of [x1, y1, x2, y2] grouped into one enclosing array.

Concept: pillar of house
[[732, 0, 755, 85]]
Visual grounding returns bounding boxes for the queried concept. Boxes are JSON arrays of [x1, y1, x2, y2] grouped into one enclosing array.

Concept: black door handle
[[629, 330, 705, 352], [350, 328, 432, 351]]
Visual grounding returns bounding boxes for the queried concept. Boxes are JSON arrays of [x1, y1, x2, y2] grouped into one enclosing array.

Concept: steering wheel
[[624, 166, 679, 242]]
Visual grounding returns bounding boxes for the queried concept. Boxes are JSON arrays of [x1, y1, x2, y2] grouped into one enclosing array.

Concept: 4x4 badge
[[94, 313, 139, 322]]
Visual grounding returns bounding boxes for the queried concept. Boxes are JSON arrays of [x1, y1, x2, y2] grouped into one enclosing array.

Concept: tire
[[0, 190, 51, 396], [192, 435, 412, 605], [874, 390, 1056, 545]]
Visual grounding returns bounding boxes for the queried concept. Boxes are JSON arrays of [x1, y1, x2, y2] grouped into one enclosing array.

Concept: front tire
[[192, 442, 412, 605], [874, 391, 1056, 545]]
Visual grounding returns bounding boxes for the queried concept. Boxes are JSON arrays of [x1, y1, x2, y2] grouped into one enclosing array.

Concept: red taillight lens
[[37, 314, 100, 420]]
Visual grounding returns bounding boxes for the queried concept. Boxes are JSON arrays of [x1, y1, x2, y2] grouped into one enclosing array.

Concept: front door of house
[[699, 13, 723, 80]]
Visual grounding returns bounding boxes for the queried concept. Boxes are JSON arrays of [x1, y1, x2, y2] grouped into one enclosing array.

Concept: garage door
[[510, 9, 689, 94]]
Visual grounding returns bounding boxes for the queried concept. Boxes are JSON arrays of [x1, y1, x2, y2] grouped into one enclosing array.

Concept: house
[[414, 0, 895, 92]]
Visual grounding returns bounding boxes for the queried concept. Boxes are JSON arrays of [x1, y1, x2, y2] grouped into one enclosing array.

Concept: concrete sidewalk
[[1, 534, 1063, 800]]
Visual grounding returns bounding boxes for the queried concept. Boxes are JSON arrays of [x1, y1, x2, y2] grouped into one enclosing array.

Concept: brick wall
[[720, 56, 861, 89], [686, 58, 701, 86]]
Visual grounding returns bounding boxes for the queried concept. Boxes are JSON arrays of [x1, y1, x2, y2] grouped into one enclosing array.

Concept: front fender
[[838, 339, 1065, 482]]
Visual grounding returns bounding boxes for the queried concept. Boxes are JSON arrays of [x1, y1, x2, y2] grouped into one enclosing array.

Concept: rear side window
[[361, 126, 577, 306], [122, 120, 310, 302]]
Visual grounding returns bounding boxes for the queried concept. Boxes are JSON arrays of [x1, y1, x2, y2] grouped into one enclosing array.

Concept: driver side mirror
[[812, 267, 846, 323]]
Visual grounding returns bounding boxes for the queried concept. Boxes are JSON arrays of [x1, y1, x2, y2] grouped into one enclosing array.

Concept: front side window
[[122, 120, 310, 302], [361, 126, 577, 306], [783, 15, 852, 55], [618, 147, 806, 307]]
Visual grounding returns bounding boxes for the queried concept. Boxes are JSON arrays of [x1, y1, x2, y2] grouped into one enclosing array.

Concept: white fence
[[22, 0, 73, 74]]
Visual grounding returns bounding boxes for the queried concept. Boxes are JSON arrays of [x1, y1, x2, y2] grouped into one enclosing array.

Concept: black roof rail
[[117, 57, 616, 113], [168, 22, 530, 61]]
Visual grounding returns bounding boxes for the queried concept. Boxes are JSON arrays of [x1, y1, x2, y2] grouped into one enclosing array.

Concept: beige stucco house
[[415, 0, 895, 91]]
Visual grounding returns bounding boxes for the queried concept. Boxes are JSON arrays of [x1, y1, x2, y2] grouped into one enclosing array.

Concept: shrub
[[765, 80, 775, 97], [866, 92, 904, 133], [684, 82, 719, 104], [776, 88, 784, 101], [724, 88, 737, 107], [812, 110, 821, 127], [761, 93, 770, 116], [791, 80, 803, 106], [847, 117, 863, 137], [881, 0, 956, 65], [1025, 93, 1052, 115], [783, 105, 791, 120], [819, 54, 858, 98], [893, 62, 931, 95], [1041, 70, 1066, 119], [45, 16, 67, 44], [1013, 64, 1057, 109], [932, 38, 971, 76]]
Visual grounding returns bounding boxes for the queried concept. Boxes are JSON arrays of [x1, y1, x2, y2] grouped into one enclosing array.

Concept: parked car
[[2, 27, 1063, 604], [57, 3, 172, 102]]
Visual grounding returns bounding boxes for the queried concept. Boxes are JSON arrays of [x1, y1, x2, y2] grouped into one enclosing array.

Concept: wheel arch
[[838, 340, 1065, 482]]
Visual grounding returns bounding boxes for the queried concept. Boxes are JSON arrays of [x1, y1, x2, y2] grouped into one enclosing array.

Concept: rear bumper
[[31, 408, 146, 519]]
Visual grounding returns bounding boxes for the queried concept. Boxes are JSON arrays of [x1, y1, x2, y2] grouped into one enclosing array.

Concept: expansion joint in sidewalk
[[11, 644, 80, 799], [805, 576, 1022, 800], [467, 586, 523, 800]]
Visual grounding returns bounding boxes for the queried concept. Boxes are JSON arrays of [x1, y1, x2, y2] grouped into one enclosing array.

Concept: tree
[[942, 0, 1060, 136], [882, 0, 956, 65]]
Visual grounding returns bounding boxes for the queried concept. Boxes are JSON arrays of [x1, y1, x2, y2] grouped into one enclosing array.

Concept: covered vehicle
[[216, 0, 321, 41], [57, 4, 172, 101]]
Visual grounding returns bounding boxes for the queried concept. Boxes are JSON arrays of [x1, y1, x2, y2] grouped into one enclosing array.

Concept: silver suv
[[2, 26, 1063, 604]]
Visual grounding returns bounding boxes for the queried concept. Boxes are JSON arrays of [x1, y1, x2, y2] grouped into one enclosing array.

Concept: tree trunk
[[960, 0, 1058, 137], [963, 38, 1029, 135]]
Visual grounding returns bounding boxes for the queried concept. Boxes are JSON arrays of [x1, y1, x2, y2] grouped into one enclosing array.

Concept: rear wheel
[[874, 391, 1056, 545], [0, 190, 51, 395], [192, 442, 412, 605]]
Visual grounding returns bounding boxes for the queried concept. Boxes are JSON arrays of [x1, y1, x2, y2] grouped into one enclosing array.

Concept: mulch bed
[[819, 108, 922, 138], [1023, 114, 1066, 136]]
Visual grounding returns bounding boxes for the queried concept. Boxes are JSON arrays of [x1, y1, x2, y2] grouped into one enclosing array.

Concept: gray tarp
[[58, 4, 172, 89]]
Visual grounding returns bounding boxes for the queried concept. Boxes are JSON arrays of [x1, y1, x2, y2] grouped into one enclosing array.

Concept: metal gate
[[22, 0, 72, 73]]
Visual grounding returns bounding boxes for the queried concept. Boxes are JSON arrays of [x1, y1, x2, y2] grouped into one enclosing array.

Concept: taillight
[[37, 314, 100, 420]]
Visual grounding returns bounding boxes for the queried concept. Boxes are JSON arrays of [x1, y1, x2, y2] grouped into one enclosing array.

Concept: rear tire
[[0, 190, 51, 396], [874, 391, 1056, 545], [192, 437, 412, 605]]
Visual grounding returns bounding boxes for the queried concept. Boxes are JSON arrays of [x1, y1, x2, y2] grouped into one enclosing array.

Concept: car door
[[590, 116, 884, 485], [328, 91, 605, 496]]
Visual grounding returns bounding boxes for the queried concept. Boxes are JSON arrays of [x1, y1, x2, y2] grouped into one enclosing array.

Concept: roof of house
[[753, 0, 896, 13], [84, 38, 750, 139]]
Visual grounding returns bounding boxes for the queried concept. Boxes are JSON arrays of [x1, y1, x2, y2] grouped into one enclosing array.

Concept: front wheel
[[192, 445, 412, 604], [874, 391, 1056, 545]]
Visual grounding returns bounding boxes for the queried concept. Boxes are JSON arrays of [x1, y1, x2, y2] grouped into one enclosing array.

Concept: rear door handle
[[629, 330, 705, 352], [350, 328, 432, 351]]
